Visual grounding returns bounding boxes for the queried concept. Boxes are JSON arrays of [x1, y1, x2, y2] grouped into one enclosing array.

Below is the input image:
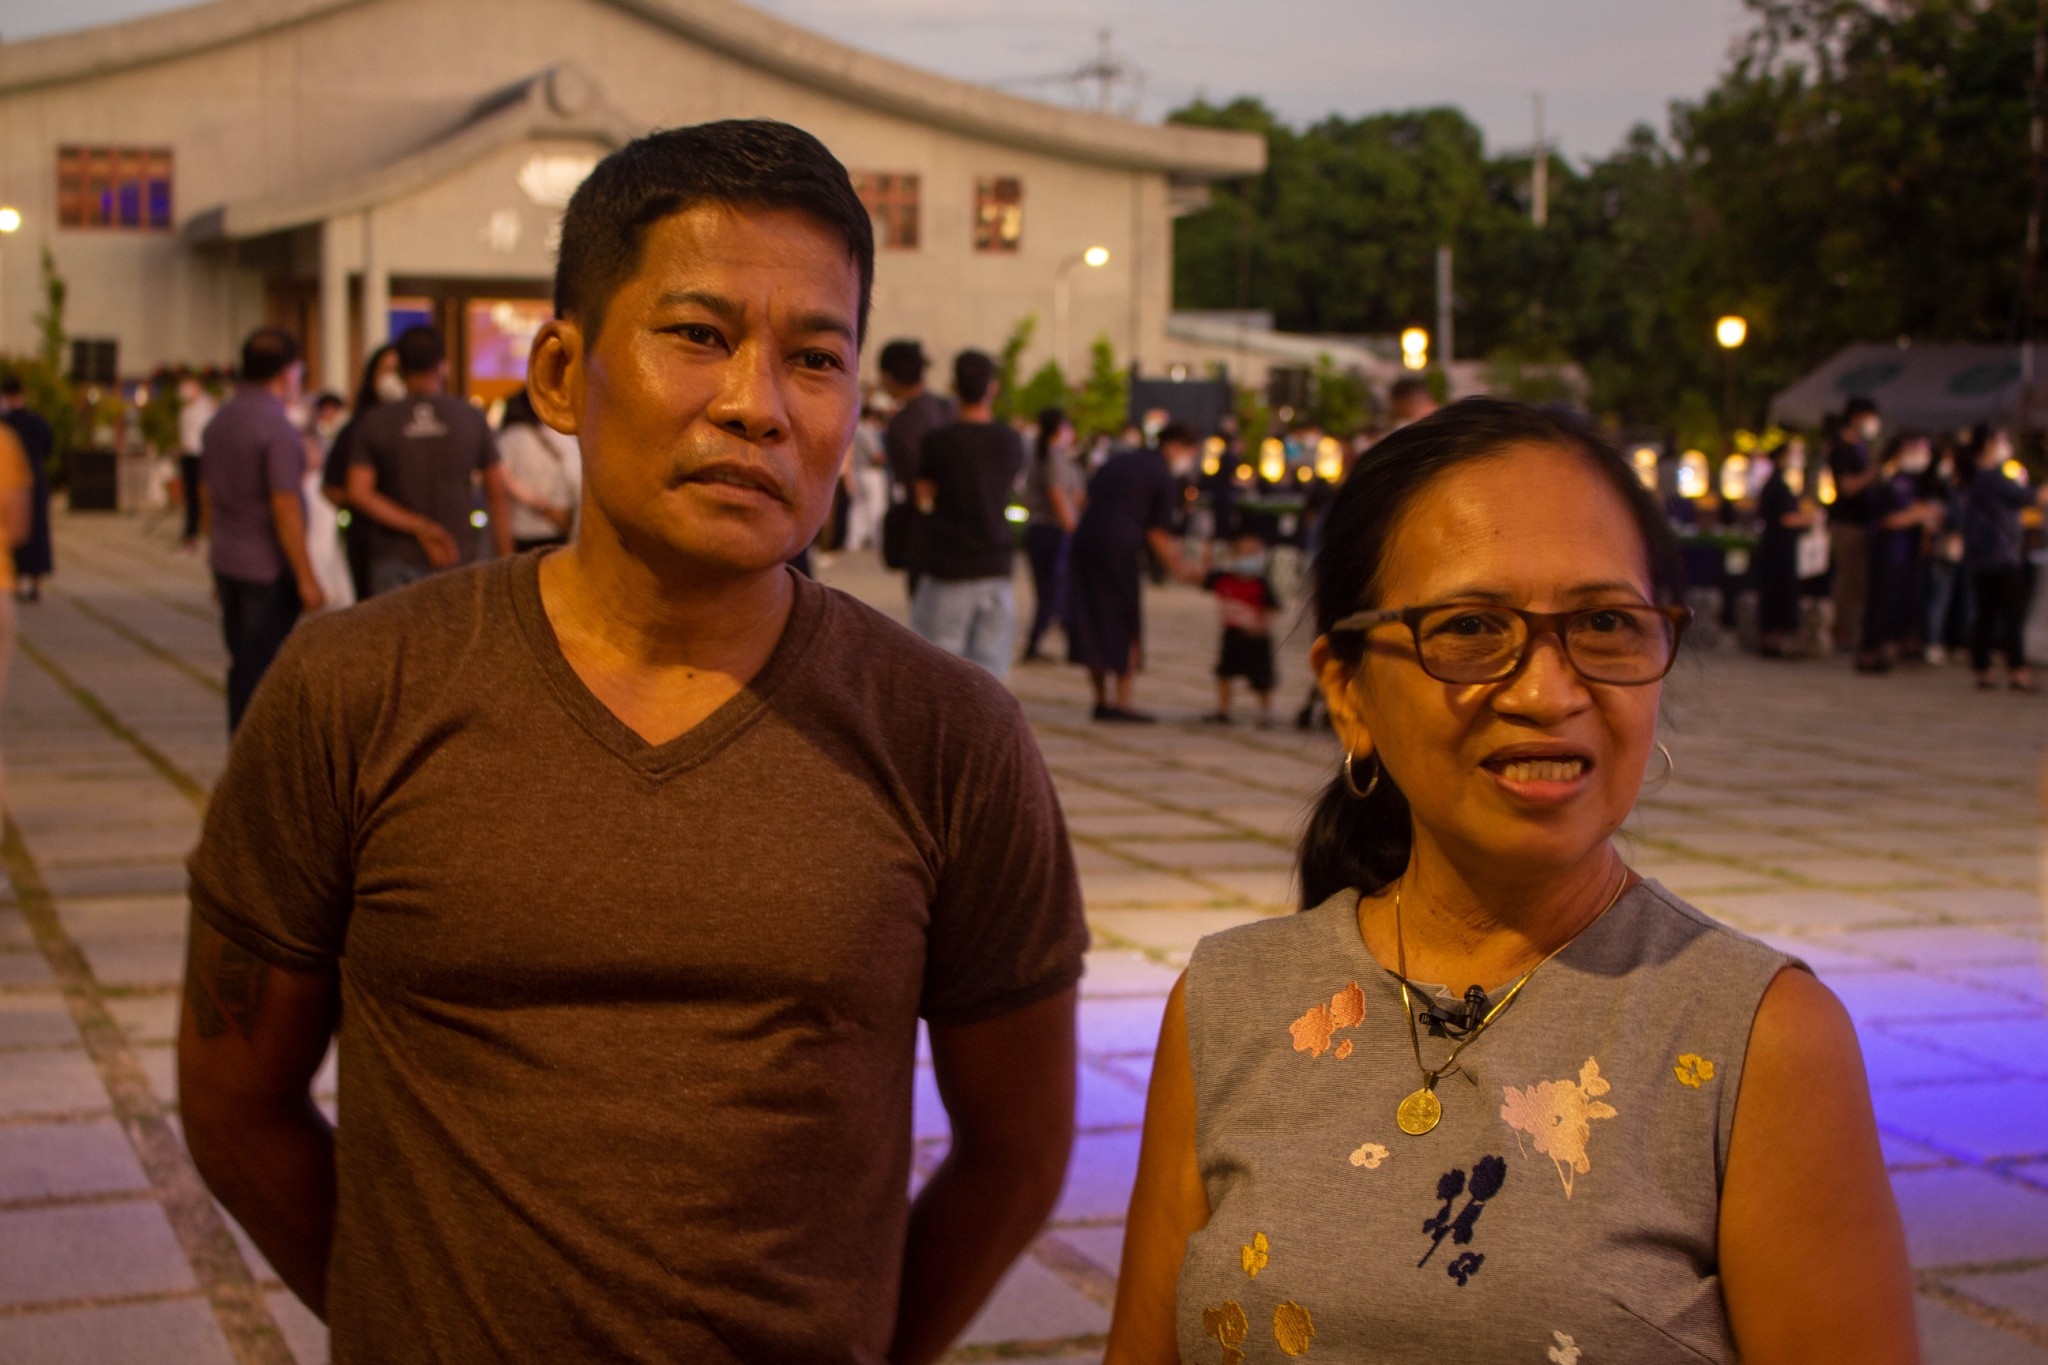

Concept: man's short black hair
[[395, 325, 445, 377], [555, 119, 874, 347], [1388, 375, 1432, 403], [1156, 422, 1199, 450], [954, 349, 996, 406], [0, 375, 22, 398], [878, 339, 929, 386], [1843, 396, 1880, 421], [240, 327, 301, 384]]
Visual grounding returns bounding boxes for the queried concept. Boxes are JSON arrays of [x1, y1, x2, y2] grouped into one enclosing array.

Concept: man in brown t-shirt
[[179, 121, 1086, 1364]]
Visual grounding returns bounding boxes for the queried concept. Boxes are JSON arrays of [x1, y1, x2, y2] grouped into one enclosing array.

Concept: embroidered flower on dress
[[1202, 1301, 1249, 1365], [1500, 1057, 1617, 1198], [1446, 1251, 1485, 1286], [1348, 1141, 1390, 1169], [1288, 981, 1365, 1058], [1548, 1330, 1582, 1364], [1272, 1300, 1316, 1356], [1674, 1053, 1716, 1088], [1240, 1231, 1270, 1278]]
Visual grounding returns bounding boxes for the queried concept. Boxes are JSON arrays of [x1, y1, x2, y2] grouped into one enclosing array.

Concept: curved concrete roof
[[184, 64, 639, 241], [0, 0, 1266, 180]]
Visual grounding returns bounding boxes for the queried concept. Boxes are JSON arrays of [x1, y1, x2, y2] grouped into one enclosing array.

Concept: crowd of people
[[1735, 397, 2048, 690], [171, 322, 581, 729], [156, 122, 1915, 1364]]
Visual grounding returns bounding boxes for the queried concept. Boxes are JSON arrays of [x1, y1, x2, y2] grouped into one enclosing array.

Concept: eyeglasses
[[1328, 602, 1693, 686]]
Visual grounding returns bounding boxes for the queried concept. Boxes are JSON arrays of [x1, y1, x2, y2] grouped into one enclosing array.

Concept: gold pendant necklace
[[1391, 866, 1630, 1136]]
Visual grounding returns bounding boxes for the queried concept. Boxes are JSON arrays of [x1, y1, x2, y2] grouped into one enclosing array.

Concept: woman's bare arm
[[1719, 967, 1918, 1364], [1104, 975, 1209, 1365]]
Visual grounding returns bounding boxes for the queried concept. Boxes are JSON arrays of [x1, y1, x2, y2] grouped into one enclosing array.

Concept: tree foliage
[[1071, 334, 1130, 440], [1170, 0, 2041, 433]]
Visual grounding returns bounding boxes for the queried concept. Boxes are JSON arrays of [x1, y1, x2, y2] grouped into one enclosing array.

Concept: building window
[[973, 177, 1023, 253], [57, 147, 174, 230], [854, 172, 920, 250]]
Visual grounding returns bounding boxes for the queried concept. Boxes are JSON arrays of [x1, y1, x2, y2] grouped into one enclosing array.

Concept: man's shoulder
[[804, 580, 1025, 728], [289, 560, 516, 682]]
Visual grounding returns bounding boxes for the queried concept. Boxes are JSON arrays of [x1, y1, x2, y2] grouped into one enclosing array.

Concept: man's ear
[[1310, 635, 1375, 763], [527, 319, 584, 436]]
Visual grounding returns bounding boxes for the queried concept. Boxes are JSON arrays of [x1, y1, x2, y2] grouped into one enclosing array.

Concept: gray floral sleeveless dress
[[1175, 880, 1798, 1363]]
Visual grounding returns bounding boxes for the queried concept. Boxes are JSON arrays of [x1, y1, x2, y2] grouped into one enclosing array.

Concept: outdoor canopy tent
[[1767, 342, 2048, 433]]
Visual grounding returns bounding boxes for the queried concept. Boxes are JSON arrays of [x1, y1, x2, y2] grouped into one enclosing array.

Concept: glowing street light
[[1715, 315, 1748, 350], [1719, 453, 1751, 502], [1314, 435, 1345, 482], [1400, 327, 1429, 371], [0, 206, 20, 352], [1054, 246, 1111, 376], [1258, 437, 1286, 484]]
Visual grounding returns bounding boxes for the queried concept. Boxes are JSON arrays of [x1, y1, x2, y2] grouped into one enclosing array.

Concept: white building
[[0, 0, 1263, 400]]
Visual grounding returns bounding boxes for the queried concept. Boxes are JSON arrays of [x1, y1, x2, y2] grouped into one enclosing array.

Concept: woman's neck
[[1357, 836, 1628, 994]]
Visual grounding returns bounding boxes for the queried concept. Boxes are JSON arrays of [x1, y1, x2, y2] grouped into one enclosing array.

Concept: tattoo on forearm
[[189, 926, 272, 1040]]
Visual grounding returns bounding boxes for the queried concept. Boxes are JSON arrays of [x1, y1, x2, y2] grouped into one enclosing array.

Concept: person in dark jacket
[[1755, 438, 1817, 657], [1065, 424, 1203, 721], [0, 377, 53, 603], [1960, 425, 2047, 690], [320, 344, 400, 603]]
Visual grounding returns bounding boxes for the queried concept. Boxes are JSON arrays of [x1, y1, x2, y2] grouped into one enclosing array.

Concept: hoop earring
[[1342, 750, 1381, 800], [1651, 741, 1675, 782]]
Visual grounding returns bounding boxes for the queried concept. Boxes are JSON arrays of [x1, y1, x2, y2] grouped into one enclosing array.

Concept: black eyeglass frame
[[1326, 602, 1695, 686]]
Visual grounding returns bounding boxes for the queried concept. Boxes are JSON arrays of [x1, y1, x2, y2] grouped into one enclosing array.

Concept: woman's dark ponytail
[[1299, 758, 1413, 908], [1294, 398, 1685, 909]]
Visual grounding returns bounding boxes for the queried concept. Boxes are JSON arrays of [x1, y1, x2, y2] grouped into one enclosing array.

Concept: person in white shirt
[[299, 392, 355, 611], [177, 374, 219, 551], [496, 387, 581, 552]]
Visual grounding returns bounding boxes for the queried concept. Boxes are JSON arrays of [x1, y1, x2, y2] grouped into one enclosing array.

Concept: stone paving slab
[[1, 514, 2045, 1361], [0, 1299, 237, 1365]]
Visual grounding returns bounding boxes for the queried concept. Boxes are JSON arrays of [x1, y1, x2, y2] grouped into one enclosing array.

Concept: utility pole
[[1435, 245, 1454, 368], [1531, 93, 1548, 229]]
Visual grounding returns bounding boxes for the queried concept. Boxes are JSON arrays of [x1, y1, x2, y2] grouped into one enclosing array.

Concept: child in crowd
[[1203, 532, 1280, 726]]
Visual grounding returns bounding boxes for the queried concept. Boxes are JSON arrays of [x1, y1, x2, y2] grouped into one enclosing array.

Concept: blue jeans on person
[[1022, 523, 1070, 659], [912, 576, 1016, 680], [215, 572, 302, 732], [369, 556, 433, 598]]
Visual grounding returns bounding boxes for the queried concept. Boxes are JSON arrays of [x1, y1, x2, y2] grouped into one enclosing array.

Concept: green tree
[[1071, 334, 1129, 441], [1012, 360, 1072, 423], [1169, 0, 2046, 432], [1308, 354, 1371, 434], [991, 314, 1036, 423]]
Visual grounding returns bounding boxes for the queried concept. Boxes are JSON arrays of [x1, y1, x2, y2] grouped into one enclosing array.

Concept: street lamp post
[[0, 207, 21, 354], [1053, 245, 1110, 377], [1715, 315, 1748, 444]]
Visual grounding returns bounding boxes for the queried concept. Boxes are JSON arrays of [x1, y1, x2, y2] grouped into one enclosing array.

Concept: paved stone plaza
[[1, 511, 2045, 1363]]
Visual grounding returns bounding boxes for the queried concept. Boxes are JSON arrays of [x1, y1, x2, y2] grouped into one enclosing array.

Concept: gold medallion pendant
[[1397, 1086, 1442, 1135]]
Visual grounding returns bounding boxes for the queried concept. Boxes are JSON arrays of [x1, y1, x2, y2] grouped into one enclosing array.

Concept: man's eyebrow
[[790, 312, 856, 343], [651, 292, 853, 343], [654, 290, 742, 321]]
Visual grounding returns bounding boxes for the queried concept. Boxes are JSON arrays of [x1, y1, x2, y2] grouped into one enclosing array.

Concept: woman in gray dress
[[1107, 400, 1914, 1363]]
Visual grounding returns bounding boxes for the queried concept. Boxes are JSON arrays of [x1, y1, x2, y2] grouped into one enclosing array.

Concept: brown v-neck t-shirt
[[186, 555, 1087, 1363]]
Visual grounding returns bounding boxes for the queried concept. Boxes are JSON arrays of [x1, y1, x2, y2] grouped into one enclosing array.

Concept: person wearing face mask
[[1202, 531, 1281, 726], [1105, 399, 1914, 1365], [1066, 422, 1205, 722], [1855, 434, 1941, 673], [320, 344, 402, 602], [1754, 437, 1818, 658]]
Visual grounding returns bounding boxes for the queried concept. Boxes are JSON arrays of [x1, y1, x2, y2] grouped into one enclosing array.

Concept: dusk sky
[[0, 0, 1754, 160]]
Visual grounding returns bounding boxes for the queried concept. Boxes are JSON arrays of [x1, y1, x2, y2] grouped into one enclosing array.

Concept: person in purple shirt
[[200, 327, 324, 730]]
